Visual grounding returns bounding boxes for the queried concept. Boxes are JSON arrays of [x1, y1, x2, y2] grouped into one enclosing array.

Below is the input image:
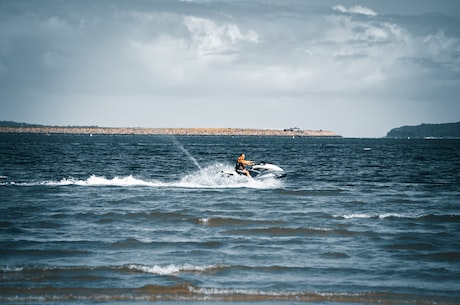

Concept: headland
[[0, 122, 340, 137], [386, 122, 460, 139]]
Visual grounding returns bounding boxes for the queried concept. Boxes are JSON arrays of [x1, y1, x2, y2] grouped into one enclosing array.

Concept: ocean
[[0, 134, 459, 304]]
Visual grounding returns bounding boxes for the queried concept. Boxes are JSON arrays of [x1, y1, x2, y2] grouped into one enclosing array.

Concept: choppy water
[[1, 134, 459, 304]]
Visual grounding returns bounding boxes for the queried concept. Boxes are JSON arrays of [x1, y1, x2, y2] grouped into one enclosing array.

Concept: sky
[[1, 0, 459, 137]]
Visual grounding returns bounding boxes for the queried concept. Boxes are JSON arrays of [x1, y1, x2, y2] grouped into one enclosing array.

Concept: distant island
[[386, 122, 460, 139], [0, 121, 341, 137]]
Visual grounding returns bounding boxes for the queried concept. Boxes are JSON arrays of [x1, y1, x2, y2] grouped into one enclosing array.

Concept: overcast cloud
[[1, 0, 459, 137]]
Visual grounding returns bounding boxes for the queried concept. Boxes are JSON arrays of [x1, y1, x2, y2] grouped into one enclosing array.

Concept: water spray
[[171, 137, 203, 171]]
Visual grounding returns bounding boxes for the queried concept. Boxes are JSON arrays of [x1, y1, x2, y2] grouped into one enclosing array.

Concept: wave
[[0, 163, 283, 189], [277, 189, 344, 196], [124, 263, 227, 275], [335, 213, 396, 219], [0, 263, 226, 276], [334, 213, 460, 221], [0, 283, 455, 303], [221, 226, 366, 237], [198, 217, 285, 227], [2, 264, 458, 303]]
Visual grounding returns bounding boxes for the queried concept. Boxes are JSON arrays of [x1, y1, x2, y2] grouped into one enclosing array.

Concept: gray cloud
[[0, 0, 459, 137]]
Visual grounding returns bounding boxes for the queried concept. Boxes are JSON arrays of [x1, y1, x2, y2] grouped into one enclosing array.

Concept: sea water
[[0, 134, 459, 304]]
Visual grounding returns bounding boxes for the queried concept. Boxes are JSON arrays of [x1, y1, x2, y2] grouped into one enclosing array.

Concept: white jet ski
[[223, 162, 287, 179]]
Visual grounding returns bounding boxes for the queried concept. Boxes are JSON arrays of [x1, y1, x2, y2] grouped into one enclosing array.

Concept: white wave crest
[[0, 266, 24, 272], [340, 213, 374, 219], [336, 213, 423, 219], [126, 263, 223, 275], [190, 286, 295, 296]]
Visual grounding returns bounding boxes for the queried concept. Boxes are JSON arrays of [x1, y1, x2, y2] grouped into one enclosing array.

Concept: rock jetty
[[0, 126, 340, 137]]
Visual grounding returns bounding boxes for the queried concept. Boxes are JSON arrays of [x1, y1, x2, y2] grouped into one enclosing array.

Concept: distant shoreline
[[0, 126, 341, 137], [386, 122, 460, 139]]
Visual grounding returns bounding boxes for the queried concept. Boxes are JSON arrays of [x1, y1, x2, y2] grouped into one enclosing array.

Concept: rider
[[235, 153, 255, 177]]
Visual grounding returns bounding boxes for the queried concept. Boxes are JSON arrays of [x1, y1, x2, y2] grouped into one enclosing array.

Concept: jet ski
[[223, 162, 287, 179]]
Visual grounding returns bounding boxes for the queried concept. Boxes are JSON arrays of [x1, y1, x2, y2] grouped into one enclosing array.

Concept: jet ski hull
[[249, 162, 286, 179]]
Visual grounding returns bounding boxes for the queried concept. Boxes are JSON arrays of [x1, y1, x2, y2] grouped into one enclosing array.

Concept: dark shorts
[[236, 169, 246, 175]]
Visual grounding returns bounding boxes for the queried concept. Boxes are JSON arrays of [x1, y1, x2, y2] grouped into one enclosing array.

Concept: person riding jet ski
[[235, 153, 254, 177]]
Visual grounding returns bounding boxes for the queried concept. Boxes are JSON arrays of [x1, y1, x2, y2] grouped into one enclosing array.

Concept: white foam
[[126, 263, 222, 275], [176, 163, 282, 189], [199, 218, 210, 224], [190, 286, 295, 296], [337, 213, 422, 219], [378, 213, 406, 219], [339, 213, 373, 219], [0, 266, 24, 272], [7, 163, 283, 189], [38, 175, 165, 187]]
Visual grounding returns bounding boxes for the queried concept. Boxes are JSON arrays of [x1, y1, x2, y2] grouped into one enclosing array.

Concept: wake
[[1, 163, 283, 189]]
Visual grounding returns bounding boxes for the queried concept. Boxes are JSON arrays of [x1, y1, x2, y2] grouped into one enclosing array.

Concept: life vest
[[235, 158, 245, 171]]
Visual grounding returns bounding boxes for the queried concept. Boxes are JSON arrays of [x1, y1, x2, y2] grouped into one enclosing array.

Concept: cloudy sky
[[1, 0, 459, 137]]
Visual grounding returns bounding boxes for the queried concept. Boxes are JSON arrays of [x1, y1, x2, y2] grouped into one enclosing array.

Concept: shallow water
[[1, 134, 459, 304]]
